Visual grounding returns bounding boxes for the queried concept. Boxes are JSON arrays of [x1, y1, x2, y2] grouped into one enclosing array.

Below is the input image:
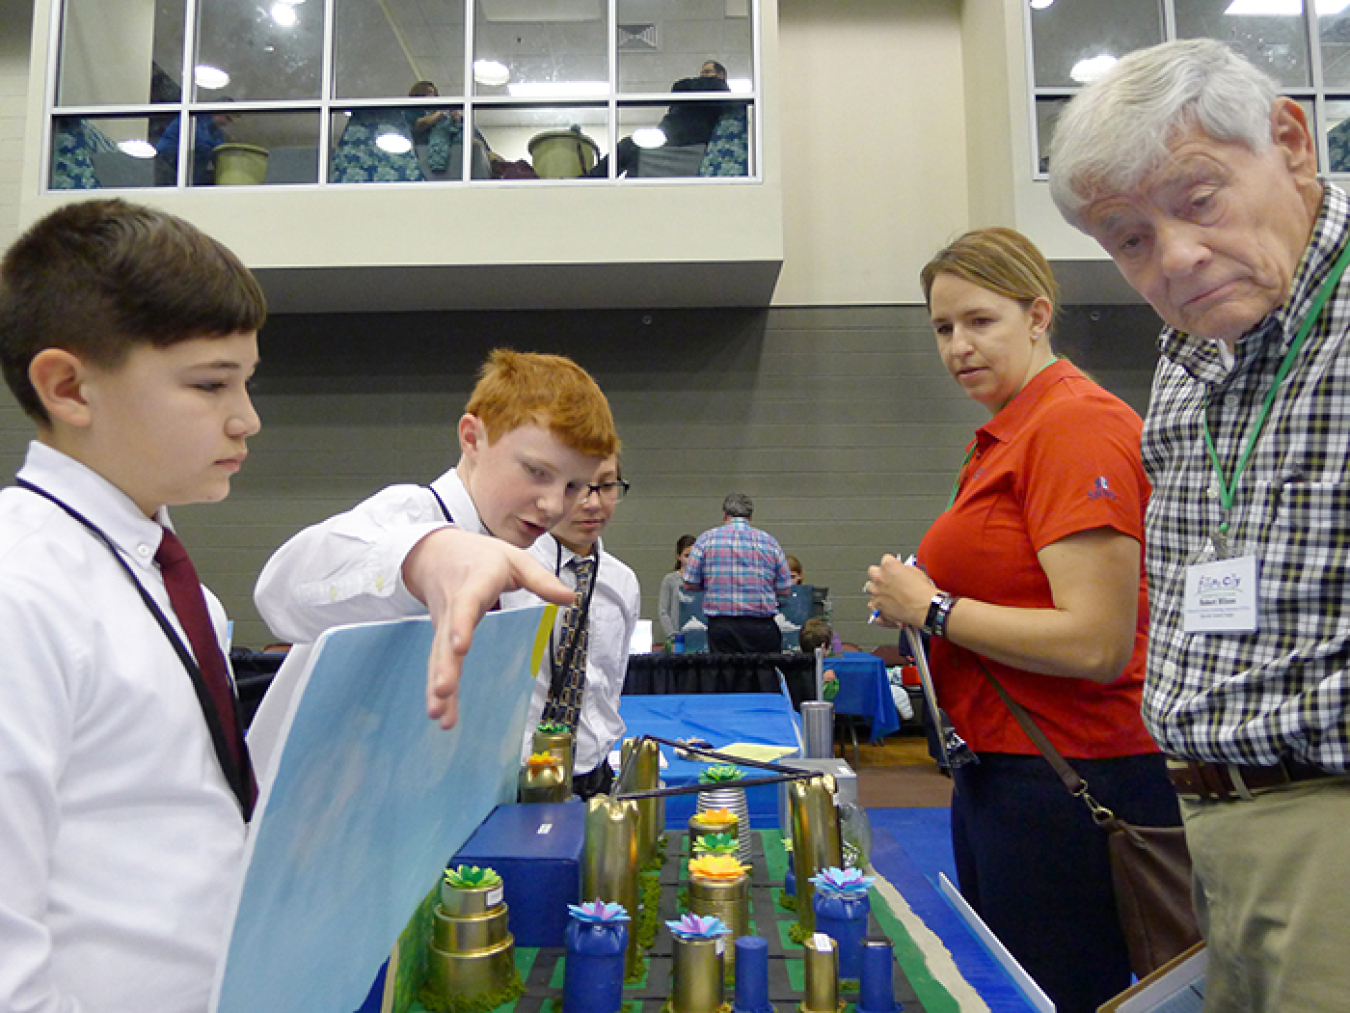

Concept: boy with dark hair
[[253, 348, 614, 748], [524, 453, 639, 798], [0, 199, 266, 1011]]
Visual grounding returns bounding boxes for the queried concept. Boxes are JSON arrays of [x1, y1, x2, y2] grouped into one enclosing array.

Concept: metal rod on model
[[616, 770, 817, 802]]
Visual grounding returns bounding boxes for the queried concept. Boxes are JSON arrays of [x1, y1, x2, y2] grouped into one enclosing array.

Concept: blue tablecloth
[[827, 652, 900, 743], [617, 692, 801, 829]]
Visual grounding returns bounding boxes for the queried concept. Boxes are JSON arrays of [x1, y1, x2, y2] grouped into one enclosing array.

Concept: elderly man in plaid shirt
[[682, 492, 792, 654], [1051, 38, 1350, 1013]]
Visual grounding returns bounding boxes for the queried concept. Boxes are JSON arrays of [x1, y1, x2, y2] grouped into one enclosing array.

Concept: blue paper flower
[[666, 913, 732, 940], [809, 866, 874, 895], [568, 899, 630, 923]]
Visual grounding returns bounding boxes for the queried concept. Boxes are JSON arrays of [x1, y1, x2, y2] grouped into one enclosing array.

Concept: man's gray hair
[[1049, 39, 1279, 230], [723, 492, 754, 518]]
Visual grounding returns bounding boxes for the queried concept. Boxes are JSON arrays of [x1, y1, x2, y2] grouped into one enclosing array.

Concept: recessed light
[[376, 131, 412, 154], [632, 127, 666, 149], [271, 3, 297, 26], [117, 139, 157, 159], [474, 59, 510, 87], [194, 65, 230, 90], [1070, 53, 1117, 84]]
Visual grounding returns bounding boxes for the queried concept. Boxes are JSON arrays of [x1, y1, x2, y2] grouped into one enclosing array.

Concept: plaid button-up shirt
[[683, 518, 791, 617], [1141, 182, 1350, 770]]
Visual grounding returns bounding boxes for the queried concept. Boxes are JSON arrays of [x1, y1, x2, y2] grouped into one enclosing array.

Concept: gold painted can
[[671, 935, 726, 1013], [439, 881, 505, 917], [687, 809, 739, 855], [426, 933, 516, 999], [432, 902, 510, 953], [520, 755, 570, 803], [533, 727, 575, 784], [789, 776, 843, 932], [583, 796, 642, 976], [802, 932, 839, 1013], [687, 872, 749, 971], [622, 736, 663, 863]]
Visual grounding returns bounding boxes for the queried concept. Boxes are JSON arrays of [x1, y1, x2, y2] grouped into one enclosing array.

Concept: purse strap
[[974, 655, 1118, 827]]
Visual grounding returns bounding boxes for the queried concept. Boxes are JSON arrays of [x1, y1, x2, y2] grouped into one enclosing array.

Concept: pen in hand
[[867, 554, 917, 624]]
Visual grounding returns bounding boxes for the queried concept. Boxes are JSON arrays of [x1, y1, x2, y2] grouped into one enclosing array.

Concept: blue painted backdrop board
[[211, 608, 549, 1013]]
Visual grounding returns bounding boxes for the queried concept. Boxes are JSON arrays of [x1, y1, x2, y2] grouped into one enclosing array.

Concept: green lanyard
[[1201, 239, 1350, 543], [946, 441, 977, 509]]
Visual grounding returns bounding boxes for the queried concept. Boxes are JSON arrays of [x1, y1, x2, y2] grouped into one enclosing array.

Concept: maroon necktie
[[156, 528, 257, 818]]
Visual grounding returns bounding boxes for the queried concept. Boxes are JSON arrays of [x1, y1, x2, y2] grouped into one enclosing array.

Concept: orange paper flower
[[694, 808, 737, 827], [688, 854, 749, 881], [526, 751, 560, 770]]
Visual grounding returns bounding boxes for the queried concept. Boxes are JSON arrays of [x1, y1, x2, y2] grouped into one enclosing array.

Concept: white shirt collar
[[427, 467, 487, 536], [18, 441, 171, 573]]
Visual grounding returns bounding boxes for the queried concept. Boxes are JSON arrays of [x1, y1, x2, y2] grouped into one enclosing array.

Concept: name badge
[[1184, 555, 1259, 633]]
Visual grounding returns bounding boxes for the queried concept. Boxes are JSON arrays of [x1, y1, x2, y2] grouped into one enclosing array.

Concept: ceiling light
[[1223, 0, 1304, 12], [474, 59, 510, 87], [506, 80, 609, 98], [1070, 53, 1117, 84], [194, 64, 230, 90], [270, 3, 298, 26], [632, 126, 666, 148], [117, 138, 157, 159], [1030, 0, 1054, 8], [375, 131, 412, 154]]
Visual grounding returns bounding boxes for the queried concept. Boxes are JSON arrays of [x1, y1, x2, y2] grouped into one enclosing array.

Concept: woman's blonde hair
[[919, 227, 1060, 332]]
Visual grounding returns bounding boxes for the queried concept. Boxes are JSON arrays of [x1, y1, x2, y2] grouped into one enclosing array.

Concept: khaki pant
[[1181, 777, 1350, 1012]]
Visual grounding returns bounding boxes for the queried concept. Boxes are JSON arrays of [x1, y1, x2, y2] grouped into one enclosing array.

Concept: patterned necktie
[[156, 528, 256, 819], [542, 556, 597, 733]]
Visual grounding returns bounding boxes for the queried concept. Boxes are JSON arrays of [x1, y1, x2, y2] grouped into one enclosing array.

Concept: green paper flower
[[444, 865, 502, 889], [693, 832, 737, 855], [537, 721, 570, 734], [699, 764, 743, 783]]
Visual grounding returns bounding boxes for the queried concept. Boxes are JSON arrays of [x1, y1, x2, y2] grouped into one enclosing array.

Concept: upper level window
[[46, 0, 759, 190], [1028, 0, 1350, 177]]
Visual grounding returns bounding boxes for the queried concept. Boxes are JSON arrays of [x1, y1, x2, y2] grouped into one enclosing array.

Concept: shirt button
[[1207, 486, 1219, 499], [136, 544, 151, 557], [1224, 393, 1240, 408], [1161, 660, 1178, 680]]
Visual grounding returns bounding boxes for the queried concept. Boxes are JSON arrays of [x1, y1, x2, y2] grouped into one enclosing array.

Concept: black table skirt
[[623, 652, 815, 708]]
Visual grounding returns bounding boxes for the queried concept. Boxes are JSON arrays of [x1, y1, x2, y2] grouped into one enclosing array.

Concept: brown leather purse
[[977, 660, 1202, 978]]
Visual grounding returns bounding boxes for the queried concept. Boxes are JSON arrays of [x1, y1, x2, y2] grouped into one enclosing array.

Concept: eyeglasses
[[580, 480, 630, 502]]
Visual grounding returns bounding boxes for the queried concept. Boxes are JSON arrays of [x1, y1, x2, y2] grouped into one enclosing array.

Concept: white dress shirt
[[249, 468, 538, 772], [520, 535, 641, 775], [0, 442, 246, 1013]]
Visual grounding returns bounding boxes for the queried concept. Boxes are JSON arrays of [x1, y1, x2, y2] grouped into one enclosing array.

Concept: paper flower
[[809, 866, 874, 895], [444, 865, 502, 889], [537, 721, 570, 734], [526, 751, 561, 769], [692, 832, 737, 855], [699, 764, 743, 783], [688, 854, 750, 881], [666, 913, 732, 940], [568, 899, 630, 924], [693, 808, 737, 827]]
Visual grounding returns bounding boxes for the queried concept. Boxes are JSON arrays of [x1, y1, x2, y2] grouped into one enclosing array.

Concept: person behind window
[[587, 60, 731, 178], [155, 107, 237, 186]]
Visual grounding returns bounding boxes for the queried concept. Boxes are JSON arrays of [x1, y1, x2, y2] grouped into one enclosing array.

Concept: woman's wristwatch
[[922, 590, 960, 639]]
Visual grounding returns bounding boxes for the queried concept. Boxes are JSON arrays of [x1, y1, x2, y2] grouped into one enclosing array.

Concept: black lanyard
[[15, 479, 252, 821], [429, 485, 456, 526], [548, 541, 599, 697]]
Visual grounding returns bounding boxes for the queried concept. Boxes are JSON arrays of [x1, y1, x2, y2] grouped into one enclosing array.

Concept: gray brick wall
[[0, 302, 1162, 650]]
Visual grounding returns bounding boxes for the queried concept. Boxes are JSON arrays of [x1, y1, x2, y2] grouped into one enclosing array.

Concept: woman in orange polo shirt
[[866, 227, 1180, 1013]]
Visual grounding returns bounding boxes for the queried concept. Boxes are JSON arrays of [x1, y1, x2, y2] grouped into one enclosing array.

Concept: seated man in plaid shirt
[[682, 492, 791, 654]]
